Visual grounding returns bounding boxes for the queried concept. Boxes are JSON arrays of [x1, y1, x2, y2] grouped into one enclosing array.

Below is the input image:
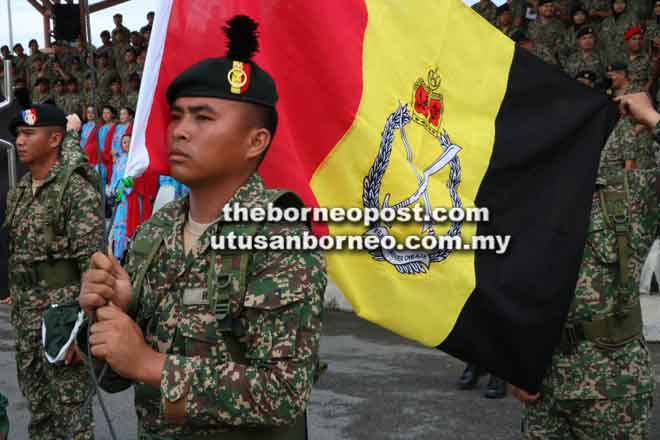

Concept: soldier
[[63, 79, 83, 119], [563, 26, 606, 83], [95, 53, 116, 106], [32, 78, 53, 106], [623, 26, 653, 91], [96, 31, 114, 62], [513, 29, 559, 65], [53, 79, 67, 110], [576, 69, 598, 87], [496, 4, 518, 38], [111, 30, 130, 73], [78, 15, 326, 438], [527, 0, 566, 62], [4, 105, 105, 439], [511, 90, 657, 440], [13, 44, 28, 82], [119, 48, 141, 93], [106, 77, 126, 112], [140, 11, 155, 34], [644, 1, 660, 56], [584, 0, 613, 30], [472, 0, 498, 24], [112, 13, 131, 45], [68, 58, 86, 90], [125, 73, 140, 112], [600, 0, 640, 64], [559, 7, 591, 66]]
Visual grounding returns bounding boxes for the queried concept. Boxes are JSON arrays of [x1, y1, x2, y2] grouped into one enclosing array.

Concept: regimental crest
[[411, 68, 444, 137], [363, 67, 463, 275], [227, 60, 252, 95], [22, 108, 37, 126]]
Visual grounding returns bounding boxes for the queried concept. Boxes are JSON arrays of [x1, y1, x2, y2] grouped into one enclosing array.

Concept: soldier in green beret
[[78, 15, 326, 439]]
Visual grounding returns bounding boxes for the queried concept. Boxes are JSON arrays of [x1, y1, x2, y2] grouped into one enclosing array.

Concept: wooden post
[[79, 1, 88, 46], [43, 11, 51, 47]]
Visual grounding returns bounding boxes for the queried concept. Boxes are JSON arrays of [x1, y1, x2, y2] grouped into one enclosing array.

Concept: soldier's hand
[[66, 114, 82, 133], [90, 304, 165, 384], [79, 252, 132, 315], [614, 93, 660, 128], [508, 384, 540, 403]]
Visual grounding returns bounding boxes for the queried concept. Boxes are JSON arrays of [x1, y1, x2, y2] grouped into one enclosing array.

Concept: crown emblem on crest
[[411, 67, 444, 137]]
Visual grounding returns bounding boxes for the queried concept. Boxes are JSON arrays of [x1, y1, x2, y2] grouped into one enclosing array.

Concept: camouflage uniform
[[90, 173, 326, 438], [563, 50, 606, 81], [521, 116, 656, 439], [31, 90, 53, 105], [626, 52, 652, 89], [645, 18, 660, 53], [528, 43, 560, 65], [14, 54, 29, 82], [62, 94, 84, 118], [628, 0, 652, 20], [112, 43, 130, 73], [527, 18, 566, 61], [582, 0, 613, 31], [119, 63, 141, 93], [106, 94, 126, 112], [5, 131, 105, 439], [125, 91, 139, 112], [95, 66, 117, 105], [472, 0, 498, 24], [600, 12, 639, 64]]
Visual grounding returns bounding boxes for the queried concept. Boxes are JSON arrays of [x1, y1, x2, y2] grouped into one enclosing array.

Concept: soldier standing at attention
[[4, 105, 104, 439], [623, 26, 654, 92], [527, 0, 566, 63], [563, 26, 606, 83], [78, 15, 326, 439], [472, 0, 498, 24]]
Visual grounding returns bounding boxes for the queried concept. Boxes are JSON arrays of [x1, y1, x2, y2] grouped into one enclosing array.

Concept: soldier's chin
[[169, 164, 193, 186]]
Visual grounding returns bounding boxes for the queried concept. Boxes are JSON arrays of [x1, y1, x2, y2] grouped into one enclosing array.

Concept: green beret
[[9, 104, 67, 137], [166, 15, 277, 108]]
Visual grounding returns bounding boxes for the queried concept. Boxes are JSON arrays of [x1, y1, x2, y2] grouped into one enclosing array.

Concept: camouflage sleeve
[[622, 121, 638, 162], [654, 120, 660, 144], [160, 221, 327, 427], [65, 174, 105, 273]]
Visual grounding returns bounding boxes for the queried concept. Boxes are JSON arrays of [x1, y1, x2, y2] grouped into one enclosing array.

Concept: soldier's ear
[[245, 127, 271, 161]]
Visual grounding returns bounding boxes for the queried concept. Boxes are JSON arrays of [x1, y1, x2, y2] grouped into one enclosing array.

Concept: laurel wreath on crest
[[362, 104, 463, 263]]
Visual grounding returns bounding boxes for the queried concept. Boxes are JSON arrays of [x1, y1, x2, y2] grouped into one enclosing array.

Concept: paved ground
[[1, 306, 659, 439]]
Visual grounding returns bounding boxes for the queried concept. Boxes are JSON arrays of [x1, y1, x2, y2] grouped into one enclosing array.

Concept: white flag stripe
[[125, 0, 175, 178]]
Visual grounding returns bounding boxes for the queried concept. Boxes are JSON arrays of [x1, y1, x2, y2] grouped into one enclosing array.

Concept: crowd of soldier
[[0, 11, 152, 122]]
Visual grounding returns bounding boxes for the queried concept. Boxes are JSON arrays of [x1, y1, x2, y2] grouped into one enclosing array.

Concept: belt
[[12, 259, 81, 289], [560, 302, 643, 354]]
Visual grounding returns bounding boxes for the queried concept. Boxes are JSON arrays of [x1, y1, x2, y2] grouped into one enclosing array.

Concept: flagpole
[[6, 0, 13, 49]]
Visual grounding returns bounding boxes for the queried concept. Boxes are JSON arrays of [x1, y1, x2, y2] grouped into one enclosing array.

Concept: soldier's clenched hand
[[79, 252, 132, 315], [89, 304, 165, 385]]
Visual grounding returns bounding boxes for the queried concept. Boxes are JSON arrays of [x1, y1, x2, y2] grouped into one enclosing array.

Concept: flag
[[127, 0, 617, 392]]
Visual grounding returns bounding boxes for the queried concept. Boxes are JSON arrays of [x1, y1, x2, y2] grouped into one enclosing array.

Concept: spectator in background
[[95, 52, 116, 105], [0, 46, 12, 62], [32, 77, 52, 105], [129, 31, 144, 53], [62, 79, 83, 118], [125, 73, 140, 111], [624, 26, 653, 92], [120, 47, 140, 91], [112, 28, 130, 70], [98, 105, 117, 186], [107, 76, 126, 112], [140, 11, 155, 34], [12, 44, 28, 81], [81, 105, 100, 165], [600, 0, 639, 64], [53, 79, 66, 109], [109, 132, 132, 259], [113, 13, 131, 44], [97, 30, 114, 60]]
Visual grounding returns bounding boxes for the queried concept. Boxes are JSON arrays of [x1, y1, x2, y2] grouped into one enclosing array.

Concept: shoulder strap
[[125, 216, 173, 318]]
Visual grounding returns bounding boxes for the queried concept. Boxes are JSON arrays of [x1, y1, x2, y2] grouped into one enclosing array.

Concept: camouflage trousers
[[0, 391, 8, 439], [15, 329, 94, 440], [522, 394, 653, 439]]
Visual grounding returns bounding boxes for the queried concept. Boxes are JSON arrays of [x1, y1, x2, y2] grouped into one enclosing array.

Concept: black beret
[[576, 26, 594, 38], [496, 4, 510, 16], [510, 29, 529, 43], [538, 0, 554, 5], [9, 104, 67, 136], [576, 70, 597, 82], [607, 62, 628, 72], [166, 15, 277, 108]]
